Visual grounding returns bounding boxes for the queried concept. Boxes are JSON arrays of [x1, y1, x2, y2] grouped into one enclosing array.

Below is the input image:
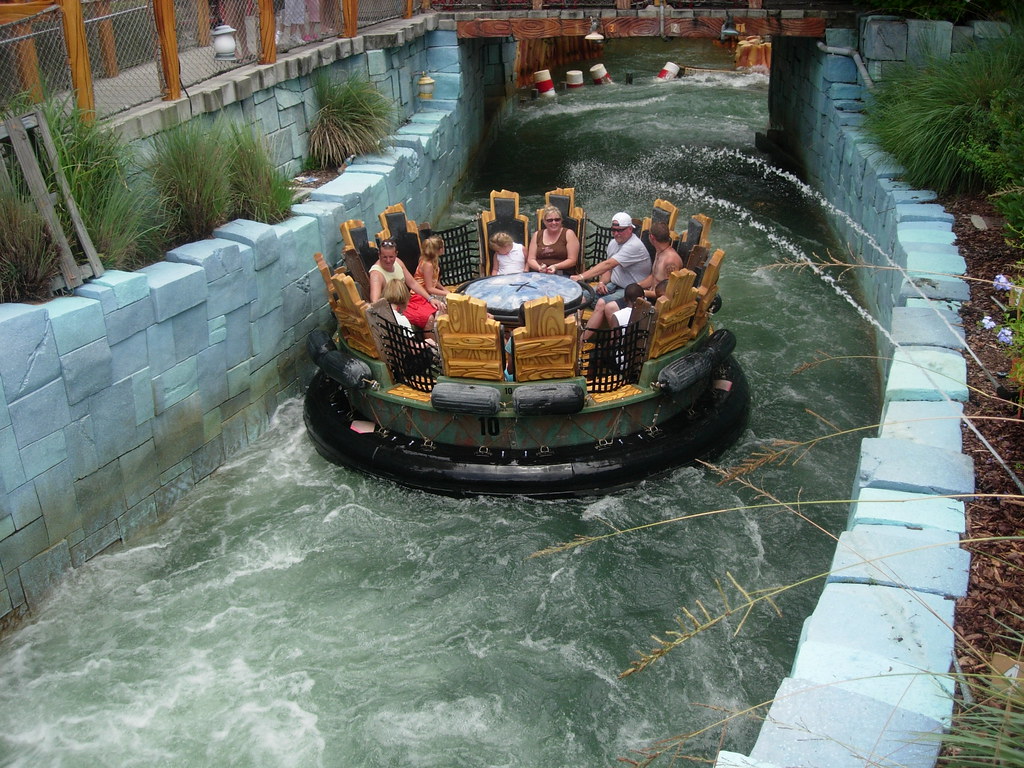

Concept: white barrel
[[534, 69, 556, 97], [657, 61, 680, 80], [566, 70, 584, 88], [590, 63, 612, 84]]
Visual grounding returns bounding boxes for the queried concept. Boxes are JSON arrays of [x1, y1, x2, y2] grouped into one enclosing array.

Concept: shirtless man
[[639, 220, 683, 301]]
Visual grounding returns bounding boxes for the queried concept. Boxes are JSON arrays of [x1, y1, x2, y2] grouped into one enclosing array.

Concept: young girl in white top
[[489, 231, 526, 275]]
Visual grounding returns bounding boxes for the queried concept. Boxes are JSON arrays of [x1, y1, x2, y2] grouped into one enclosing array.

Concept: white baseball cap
[[611, 212, 633, 228]]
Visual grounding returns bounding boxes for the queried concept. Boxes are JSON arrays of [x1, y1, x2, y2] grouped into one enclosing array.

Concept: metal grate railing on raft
[[583, 218, 614, 271], [579, 323, 650, 393], [431, 219, 481, 288]]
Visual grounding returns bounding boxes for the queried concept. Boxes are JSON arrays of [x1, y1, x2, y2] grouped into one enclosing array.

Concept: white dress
[[494, 243, 526, 275]]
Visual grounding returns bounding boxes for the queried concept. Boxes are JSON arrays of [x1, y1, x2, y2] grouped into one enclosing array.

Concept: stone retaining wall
[[717, 17, 1007, 768], [0, 19, 515, 626]]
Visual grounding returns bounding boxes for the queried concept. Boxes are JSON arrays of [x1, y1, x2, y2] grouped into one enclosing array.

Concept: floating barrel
[[431, 382, 502, 415], [656, 329, 737, 394], [590, 63, 612, 84], [513, 383, 586, 415], [307, 330, 373, 389], [534, 69, 556, 97], [657, 61, 679, 80], [566, 70, 584, 89]]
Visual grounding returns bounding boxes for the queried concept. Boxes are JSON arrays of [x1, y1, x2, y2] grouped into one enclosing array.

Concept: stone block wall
[[0, 19, 514, 626], [717, 18, 1009, 768]]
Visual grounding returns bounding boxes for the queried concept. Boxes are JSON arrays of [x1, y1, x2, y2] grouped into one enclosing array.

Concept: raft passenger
[[489, 231, 526, 275], [527, 205, 580, 276], [640, 221, 683, 301], [416, 235, 451, 300], [369, 239, 444, 329], [571, 212, 651, 307]]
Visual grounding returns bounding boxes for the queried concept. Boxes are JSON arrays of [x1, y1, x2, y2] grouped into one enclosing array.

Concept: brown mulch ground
[[941, 194, 1024, 677]]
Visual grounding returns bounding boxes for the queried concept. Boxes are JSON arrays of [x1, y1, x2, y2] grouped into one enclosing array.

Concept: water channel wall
[[0, 17, 515, 627], [717, 17, 1009, 768]]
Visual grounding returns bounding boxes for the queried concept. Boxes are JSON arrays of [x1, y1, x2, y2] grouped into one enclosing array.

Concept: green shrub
[[852, 0, 1011, 22], [226, 124, 295, 224], [0, 174, 61, 303], [308, 71, 395, 170], [864, 27, 1024, 195], [148, 120, 233, 247], [43, 100, 164, 270]]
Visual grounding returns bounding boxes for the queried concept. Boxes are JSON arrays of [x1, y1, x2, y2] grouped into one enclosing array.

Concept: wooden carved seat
[[480, 189, 530, 276], [512, 296, 578, 382], [330, 272, 379, 359], [691, 249, 725, 337], [535, 188, 586, 272], [648, 269, 700, 359], [377, 203, 423, 275], [340, 219, 376, 300], [435, 294, 504, 380]]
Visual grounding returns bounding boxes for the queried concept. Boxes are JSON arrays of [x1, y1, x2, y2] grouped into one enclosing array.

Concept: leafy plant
[[0, 173, 60, 303], [226, 123, 295, 224], [42, 99, 163, 270], [308, 71, 395, 170], [148, 119, 233, 247], [864, 25, 1024, 195]]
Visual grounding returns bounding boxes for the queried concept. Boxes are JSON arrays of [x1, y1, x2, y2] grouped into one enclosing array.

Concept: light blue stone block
[[854, 437, 973, 496], [715, 754, 780, 768], [345, 162, 396, 177], [131, 369, 155, 426], [6, 482, 41, 528], [894, 203, 954, 224], [426, 29, 457, 46], [906, 19, 952, 64], [223, 307, 252, 367], [884, 346, 967, 402], [20, 430, 67, 482], [0, 304, 61, 403], [750, 676, 943, 768], [899, 275, 970, 304], [426, 45, 460, 73], [209, 315, 227, 346], [879, 399, 963, 451], [251, 258, 285, 319], [152, 358, 199, 413], [227, 360, 250, 398], [18, 541, 72, 611], [197, 344, 229, 412], [9, 379, 71, 450], [0, 426, 27, 492], [146, 320, 176, 376], [140, 261, 208, 322], [829, 524, 970, 598], [214, 219, 282, 270], [87, 377, 147, 464], [274, 216, 320, 282], [430, 72, 462, 101], [311, 171, 383, 206], [64, 416, 99, 480], [0, 380, 9, 431], [61, 338, 114, 405], [76, 270, 149, 310], [152, 392, 204, 472], [166, 238, 248, 282], [119, 439, 159, 509], [891, 306, 964, 349], [905, 245, 967, 277], [791, 637, 954, 722], [897, 221, 954, 245], [103, 296, 156, 345], [45, 297, 106, 355], [290, 201, 347, 259], [206, 269, 254, 319], [862, 18, 908, 60], [171, 304, 210, 361], [849, 487, 965, 533]]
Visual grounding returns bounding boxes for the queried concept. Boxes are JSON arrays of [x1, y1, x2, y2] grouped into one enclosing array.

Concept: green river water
[[0, 39, 880, 767]]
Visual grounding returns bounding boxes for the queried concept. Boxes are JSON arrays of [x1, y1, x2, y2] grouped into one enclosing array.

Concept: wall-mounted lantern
[[584, 17, 605, 43], [212, 24, 237, 61], [417, 72, 435, 100]]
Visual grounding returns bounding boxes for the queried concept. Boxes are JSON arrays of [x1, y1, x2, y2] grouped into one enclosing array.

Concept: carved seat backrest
[[480, 189, 530, 276], [435, 294, 504, 380], [648, 268, 700, 359], [679, 214, 713, 270], [512, 296, 577, 382], [330, 273, 379, 359], [536, 188, 586, 262], [377, 203, 422, 275], [340, 220, 375, 299], [692, 249, 725, 336], [314, 251, 341, 314], [365, 299, 438, 392]]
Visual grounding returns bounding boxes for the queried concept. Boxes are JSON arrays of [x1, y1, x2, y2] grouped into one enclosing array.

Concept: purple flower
[[997, 327, 1013, 345], [982, 315, 997, 330], [994, 274, 1013, 291]]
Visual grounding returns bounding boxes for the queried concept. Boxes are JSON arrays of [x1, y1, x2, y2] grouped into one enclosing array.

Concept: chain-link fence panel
[[84, 0, 165, 117], [0, 8, 72, 110], [276, 0, 343, 52], [357, 0, 406, 30], [177, 0, 262, 86]]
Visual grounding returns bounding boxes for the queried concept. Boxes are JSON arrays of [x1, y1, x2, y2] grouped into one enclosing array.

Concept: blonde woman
[[414, 235, 451, 299], [526, 205, 579, 275]]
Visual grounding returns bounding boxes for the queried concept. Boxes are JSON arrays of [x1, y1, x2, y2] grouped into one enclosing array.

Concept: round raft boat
[[303, 193, 750, 498]]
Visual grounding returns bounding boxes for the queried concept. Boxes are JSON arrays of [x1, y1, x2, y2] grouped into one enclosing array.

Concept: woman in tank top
[[526, 205, 580, 275]]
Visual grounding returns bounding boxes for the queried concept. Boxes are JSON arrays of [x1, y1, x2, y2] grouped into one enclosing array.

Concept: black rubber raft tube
[[303, 358, 750, 499]]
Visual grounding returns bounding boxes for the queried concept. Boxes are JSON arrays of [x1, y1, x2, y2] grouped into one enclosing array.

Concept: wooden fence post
[[13, 22, 44, 102], [59, 0, 95, 114], [258, 0, 277, 64], [152, 0, 181, 101], [95, 0, 119, 78], [342, 0, 357, 38]]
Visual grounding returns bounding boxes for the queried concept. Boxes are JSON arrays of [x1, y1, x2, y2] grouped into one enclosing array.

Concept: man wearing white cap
[[571, 212, 652, 306]]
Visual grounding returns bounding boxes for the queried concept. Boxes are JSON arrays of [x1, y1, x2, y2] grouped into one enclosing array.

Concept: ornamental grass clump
[[864, 25, 1024, 195], [43, 99, 163, 270], [308, 71, 395, 170], [226, 123, 295, 224], [0, 174, 60, 303], [148, 119, 233, 247]]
